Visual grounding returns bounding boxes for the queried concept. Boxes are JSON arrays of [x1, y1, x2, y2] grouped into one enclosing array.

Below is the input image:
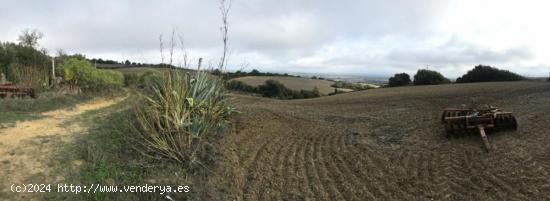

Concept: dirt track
[[0, 96, 125, 200], [218, 81, 550, 200]]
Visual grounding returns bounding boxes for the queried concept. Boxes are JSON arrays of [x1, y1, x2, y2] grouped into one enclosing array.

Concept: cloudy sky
[[1, 0, 549, 77]]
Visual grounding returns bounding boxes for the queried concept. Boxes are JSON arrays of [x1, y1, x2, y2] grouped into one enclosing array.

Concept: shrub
[[61, 58, 123, 91], [456, 65, 524, 83], [226, 80, 257, 93], [138, 70, 163, 88], [258, 79, 294, 99], [388, 73, 411, 87], [298, 87, 321, 98], [413, 69, 450, 85], [133, 71, 235, 167], [123, 73, 140, 87]]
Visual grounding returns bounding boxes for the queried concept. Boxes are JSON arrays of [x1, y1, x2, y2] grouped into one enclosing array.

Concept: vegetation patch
[[456, 65, 525, 83], [413, 69, 451, 85], [233, 75, 335, 95], [388, 73, 411, 87], [227, 79, 321, 99], [0, 40, 52, 91], [132, 70, 235, 169], [61, 58, 124, 92]]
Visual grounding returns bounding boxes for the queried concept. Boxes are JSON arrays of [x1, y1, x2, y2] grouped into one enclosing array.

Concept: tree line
[[388, 65, 526, 87]]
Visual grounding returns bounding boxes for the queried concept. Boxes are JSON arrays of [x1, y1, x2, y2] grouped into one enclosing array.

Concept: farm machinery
[[441, 105, 517, 151], [0, 73, 36, 98]]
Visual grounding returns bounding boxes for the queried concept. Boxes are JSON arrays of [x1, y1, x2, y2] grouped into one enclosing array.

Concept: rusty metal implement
[[441, 105, 517, 151]]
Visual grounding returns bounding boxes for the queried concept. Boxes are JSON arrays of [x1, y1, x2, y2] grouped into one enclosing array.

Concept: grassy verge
[[46, 93, 197, 201]]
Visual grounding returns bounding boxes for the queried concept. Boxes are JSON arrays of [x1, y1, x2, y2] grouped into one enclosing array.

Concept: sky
[[1, 0, 549, 78]]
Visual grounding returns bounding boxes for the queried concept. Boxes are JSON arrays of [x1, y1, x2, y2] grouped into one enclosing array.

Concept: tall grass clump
[[133, 70, 235, 168]]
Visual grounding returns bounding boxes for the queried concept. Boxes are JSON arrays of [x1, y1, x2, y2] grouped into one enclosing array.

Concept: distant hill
[[233, 76, 337, 95]]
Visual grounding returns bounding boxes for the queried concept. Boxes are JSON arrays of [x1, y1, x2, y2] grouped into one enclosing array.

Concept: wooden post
[[197, 58, 203, 70], [51, 57, 56, 87], [478, 125, 491, 152]]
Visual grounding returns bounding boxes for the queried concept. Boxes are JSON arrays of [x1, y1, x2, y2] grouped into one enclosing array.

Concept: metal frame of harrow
[[441, 107, 517, 152]]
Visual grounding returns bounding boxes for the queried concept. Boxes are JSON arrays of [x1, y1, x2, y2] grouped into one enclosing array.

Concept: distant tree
[[124, 60, 131, 65], [17, 29, 44, 49], [250, 69, 260, 76], [64, 54, 86, 61], [388, 73, 411, 87], [211, 68, 222, 76], [455, 65, 524, 83], [413, 69, 450, 85], [234, 70, 244, 77]]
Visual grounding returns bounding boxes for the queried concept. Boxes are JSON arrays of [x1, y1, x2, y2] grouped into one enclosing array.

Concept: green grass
[[0, 92, 90, 126], [1, 88, 226, 200], [46, 95, 142, 200], [46, 93, 193, 201]]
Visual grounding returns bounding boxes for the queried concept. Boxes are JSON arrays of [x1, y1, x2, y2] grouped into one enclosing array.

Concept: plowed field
[[216, 81, 550, 200]]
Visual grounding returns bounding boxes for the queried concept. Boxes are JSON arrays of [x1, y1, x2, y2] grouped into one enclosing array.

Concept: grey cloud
[[386, 38, 534, 66], [0, 0, 547, 77]]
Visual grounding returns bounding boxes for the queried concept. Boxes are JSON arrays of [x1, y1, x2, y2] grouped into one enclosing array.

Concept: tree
[[413, 69, 450, 85], [456, 65, 524, 83], [388, 73, 411, 87], [17, 29, 44, 49], [250, 69, 260, 76]]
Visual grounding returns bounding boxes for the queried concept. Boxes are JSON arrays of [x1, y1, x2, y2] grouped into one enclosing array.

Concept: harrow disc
[[495, 115, 518, 130]]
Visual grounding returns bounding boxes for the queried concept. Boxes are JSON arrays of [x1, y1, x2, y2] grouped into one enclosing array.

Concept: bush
[[138, 70, 163, 88], [456, 65, 524, 83], [133, 71, 235, 167], [298, 87, 321, 98], [226, 80, 257, 93], [61, 58, 123, 91], [413, 69, 450, 85], [258, 79, 294, 99], [123, 73, 139, 87], [388, 73, 411, 87]]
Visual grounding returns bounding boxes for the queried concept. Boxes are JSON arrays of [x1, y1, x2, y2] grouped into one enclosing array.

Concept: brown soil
[[217, 81, 550, 200], [0, 96, 125, 200]]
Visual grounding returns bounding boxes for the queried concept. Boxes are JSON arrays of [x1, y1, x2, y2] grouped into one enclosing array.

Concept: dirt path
[[0, 96, 126, 200], [217, 82, 550, 200]]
